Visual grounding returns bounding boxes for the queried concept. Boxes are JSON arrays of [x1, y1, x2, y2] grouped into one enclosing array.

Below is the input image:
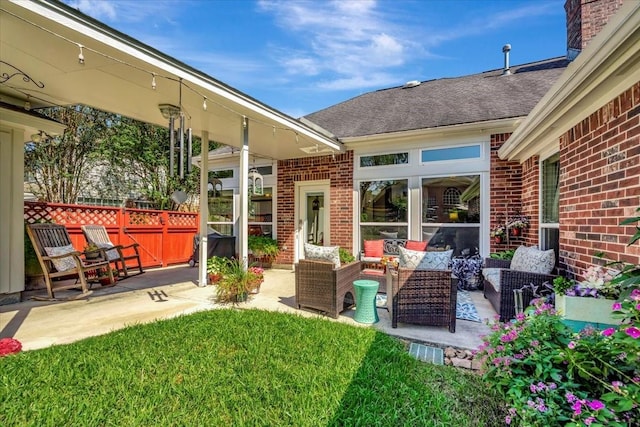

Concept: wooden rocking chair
[[26, 223, 115, 300], [81, 225, 144, 278]]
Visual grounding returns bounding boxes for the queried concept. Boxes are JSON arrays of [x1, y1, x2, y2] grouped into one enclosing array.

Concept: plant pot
[[99, 276, 117, 287], [510, 227, 520, 236], [248, 280, 263, 294], [208, 273, 222, 284], [494, 236, 504, 244], [555, 295, 620, 328], [233, 292, 248, 302]]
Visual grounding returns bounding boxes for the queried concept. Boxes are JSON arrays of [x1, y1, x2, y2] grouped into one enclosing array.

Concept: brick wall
[[276, 151, 354, 265], [565, 0, 623, 53], [489, 133, 525, 252], [520, 156, 540, 247], [559, 82, 640, 280]]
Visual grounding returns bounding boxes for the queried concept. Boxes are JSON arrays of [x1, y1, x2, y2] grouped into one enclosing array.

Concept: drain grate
[[408, 343, 444, 365]]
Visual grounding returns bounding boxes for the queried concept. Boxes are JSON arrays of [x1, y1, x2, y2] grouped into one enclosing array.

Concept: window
[[422, 175, 480, 256], [249, 187, 273, 238], [210, 169, 234, 179], [360, 179, 408, 241], [541, 153, 560, 260], [208, 189, 234, 236], [421, 145, 481, 163], [359, 152, 409, 167]]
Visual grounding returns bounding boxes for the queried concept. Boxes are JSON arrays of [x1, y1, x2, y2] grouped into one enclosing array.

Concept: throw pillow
[[510, 246, 555, 275], [96, 242, 120, 261], [405, 240, 428, 251], [398, 247, 453, 270], [363, 240, 384, 258], [44, 245, 77, 272], [304, 243, 341, 268]]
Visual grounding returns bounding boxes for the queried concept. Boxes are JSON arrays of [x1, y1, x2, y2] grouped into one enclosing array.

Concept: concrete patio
[[1, 265, 495, 352]]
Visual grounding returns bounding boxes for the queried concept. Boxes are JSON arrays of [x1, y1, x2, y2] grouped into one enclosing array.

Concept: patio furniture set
[[295, 242, 557, 330], [26, 223, 144, 300]]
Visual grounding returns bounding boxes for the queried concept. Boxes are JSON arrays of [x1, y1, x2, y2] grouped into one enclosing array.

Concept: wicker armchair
[[295, 259, 361, 318], [483, 258, 555, 322], [390, 267, 457, 332]]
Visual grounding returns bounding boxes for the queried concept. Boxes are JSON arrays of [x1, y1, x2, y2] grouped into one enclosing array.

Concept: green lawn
[[1, 309, 504, 426]]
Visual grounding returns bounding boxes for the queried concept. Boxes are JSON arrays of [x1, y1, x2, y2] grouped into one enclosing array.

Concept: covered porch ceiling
[[0, 0, 343, 159]]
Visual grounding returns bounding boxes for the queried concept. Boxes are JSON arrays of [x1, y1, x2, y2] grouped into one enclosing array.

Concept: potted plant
[[206, 256, 229, 284], [97, 267, 118, 286], [215, 258, 262, 303], [84, 242, 102, 260], [553, 266, 621, 329], [490, 225, 506, 243], [508, 214, 530, 236], [247, 265, 265, 294], [248, 236, 279, 267]]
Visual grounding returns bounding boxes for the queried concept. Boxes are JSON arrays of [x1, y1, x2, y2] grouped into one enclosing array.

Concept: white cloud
[[66, 0, 117, 20]]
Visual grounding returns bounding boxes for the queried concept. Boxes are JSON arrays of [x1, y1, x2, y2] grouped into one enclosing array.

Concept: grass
[[1, 309, 504, 426]]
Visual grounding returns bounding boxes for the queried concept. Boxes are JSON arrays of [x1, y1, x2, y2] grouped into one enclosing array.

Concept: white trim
[[294, 180, 330, 263], [499, 1, 640, 162]]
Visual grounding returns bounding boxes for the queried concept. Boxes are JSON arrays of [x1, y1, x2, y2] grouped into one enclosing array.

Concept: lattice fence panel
[[168, 212, 198, 227], [24, 202, 118, 225], [127, 210, 162, 226]]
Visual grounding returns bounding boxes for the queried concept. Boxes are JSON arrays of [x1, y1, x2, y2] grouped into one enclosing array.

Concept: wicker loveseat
[[483, 246, 556, 322], [294, 259, 361, 318]]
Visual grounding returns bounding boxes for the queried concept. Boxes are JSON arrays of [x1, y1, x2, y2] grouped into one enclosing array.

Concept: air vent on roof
[[402, 80, 421, 89]]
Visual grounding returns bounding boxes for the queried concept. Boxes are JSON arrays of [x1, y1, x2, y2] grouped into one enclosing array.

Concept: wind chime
[[159, 80, 193, 181]]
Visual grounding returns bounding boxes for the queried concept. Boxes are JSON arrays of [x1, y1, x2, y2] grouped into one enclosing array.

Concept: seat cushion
[[304, 243, 341, 268], [398, 247, 453, 270], [44, 245, 77, 272], [482, 268, 502, 292], [96, 242, 120, 261], [405, 240, 428, 251], [510, 246, 555, 275], [363, 239, 384, 258]]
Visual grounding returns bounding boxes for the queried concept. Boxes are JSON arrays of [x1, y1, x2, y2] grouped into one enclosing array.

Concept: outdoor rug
[[376, 290, 481, 323]]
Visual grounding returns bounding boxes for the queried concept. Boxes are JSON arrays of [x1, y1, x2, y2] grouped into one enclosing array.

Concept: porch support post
[[198, 130, 209, 287], [238, 116, 249, 265]]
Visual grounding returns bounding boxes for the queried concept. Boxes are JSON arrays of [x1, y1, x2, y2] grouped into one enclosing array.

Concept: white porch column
[[238, 117, 249, 264], [198, 130, 209, 287]]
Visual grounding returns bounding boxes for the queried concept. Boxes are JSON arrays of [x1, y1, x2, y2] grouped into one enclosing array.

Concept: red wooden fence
[[24, 201, 198, 268]]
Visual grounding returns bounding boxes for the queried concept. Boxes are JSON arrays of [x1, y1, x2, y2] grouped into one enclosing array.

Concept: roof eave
[[498, 1, 640, 162]]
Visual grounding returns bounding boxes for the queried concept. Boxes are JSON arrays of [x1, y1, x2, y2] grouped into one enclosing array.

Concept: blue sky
[[64, 0, 567, 118]]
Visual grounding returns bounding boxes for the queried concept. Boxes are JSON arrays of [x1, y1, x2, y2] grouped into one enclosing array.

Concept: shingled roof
[[303, 57, 570, 139]]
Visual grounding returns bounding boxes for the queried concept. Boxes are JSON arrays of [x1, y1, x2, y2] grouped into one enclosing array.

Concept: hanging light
[[208, 178, 223, 197], [248, 167, 263, 196]]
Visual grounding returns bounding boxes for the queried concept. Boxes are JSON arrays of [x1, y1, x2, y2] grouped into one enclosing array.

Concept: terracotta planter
[[99, 276, 117, 287], [494, 236, 504, 244], [510, 227, 520, 236], [208, 273, 222, 284]]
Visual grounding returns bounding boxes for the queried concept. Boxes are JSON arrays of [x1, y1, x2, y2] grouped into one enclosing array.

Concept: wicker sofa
[[294, 259, 362, 318], [483, 246, 556, 322], [389, 267, 457, 332]]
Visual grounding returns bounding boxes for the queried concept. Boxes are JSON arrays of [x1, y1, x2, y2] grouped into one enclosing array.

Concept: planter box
[[555, 295, 620, 330]]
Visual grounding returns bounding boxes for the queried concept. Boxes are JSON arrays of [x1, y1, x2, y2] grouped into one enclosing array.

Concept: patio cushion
[[96, 242, 120, 261], [398, 247, 453, 270], [363, 239, 384, 258], [510, 246, 555, 275], [482, 268, 502, 292], [405, 240, 428, 251], [304, 243, 341, 268], [44, 245, 77, 272]]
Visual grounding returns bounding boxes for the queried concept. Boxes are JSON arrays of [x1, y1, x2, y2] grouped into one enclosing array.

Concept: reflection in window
[[360, 180, 408, 242], [422, 175, 480, 256], [541, 153, 560, 264], [208, 188, 233, 235], [360, 152, 409, 167], [249, 187, 273, 238], [421, 145, 480, 163]]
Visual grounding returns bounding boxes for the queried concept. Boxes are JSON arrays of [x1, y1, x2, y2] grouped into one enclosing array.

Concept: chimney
[[502, 44, 511, 76], [565, 0, 624, 60]]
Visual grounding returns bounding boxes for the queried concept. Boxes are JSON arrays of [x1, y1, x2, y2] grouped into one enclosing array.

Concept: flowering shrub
[[508, 214, 530, 229], [475, 297, 639, 426], [248, 266, 265, 284], [0, 337, 22, 356]]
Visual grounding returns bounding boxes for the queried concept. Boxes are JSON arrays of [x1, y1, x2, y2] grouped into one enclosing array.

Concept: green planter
[[555, 295, 620, 331]]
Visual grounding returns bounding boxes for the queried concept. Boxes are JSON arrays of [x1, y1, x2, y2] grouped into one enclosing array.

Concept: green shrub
[[339, 247, 355, 264]]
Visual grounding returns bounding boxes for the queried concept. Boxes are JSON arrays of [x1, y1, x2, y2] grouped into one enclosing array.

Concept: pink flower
[[572, 401, 582, 416], [505, 416, 511, 425], [0, 337, 22, 356], [624, 327, 640, 339], [601, 328, 616, 337], [568, 341, 576, 349], [631, 289, 640, 300], [612, 302, 622, 311], [585, 416, 595, 425], [587, 400, 605, 411]]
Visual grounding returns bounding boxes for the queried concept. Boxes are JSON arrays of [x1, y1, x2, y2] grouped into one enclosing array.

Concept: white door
[[295, 181, 330, 262]]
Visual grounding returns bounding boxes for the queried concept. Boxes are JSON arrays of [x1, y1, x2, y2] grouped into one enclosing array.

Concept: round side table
[[353, 279, 380, 324]]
